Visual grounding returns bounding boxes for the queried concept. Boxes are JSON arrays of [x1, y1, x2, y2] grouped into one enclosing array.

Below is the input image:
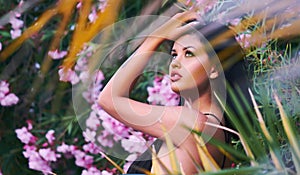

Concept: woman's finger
[[176, 21, 202, 36], [174, 11, 199, 23]]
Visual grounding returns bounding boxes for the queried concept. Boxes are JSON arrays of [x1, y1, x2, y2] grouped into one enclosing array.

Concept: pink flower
[[83, 129, 96, 143], [15, 127, 37, 144], [48, 49, 68, 60], [147, 75, 179, 106], [39, 148, 60, 162], [76, 2, 82, 9], [73, 150, 94, 168], [9, 12, 24, 29], [26, 120, 33, 130], [97, 0, 107, 12], [228, 18, 241, 26], [58, 68, 80, 85], [82, 167, 101, 175], [0, 93, 19, 106], [79, 71, 89, 83], [9, 12, 24, 39], [75, 57, 88, 71], [125, 154, 138, 161], [23, 145, 37, 158], [88, 8, 98, 23], [96, 131, 113, 148], [10, 29, 22, 39], [57, 142, 70, 153], [121, 133, 147, 154], [45, 130, 55, 145], [0, 80, 19, 106], [83, 142, 102, 154], [0, 81, 9, 96], [23, 148, 52, 173], [100, 113, 130, 140], [236, 33, 252, 48], [94, 70, 104, 87], [0, 42, 2, 51], [86, 111, 100, 130], [123, 161, 133, 173], [82, 70, 105, 103], [57, 143, 77, 156], [101, 170, 113, 175]]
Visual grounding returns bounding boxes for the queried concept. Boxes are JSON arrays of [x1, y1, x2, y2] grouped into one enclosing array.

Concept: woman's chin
[[170, 85, 180, 94]]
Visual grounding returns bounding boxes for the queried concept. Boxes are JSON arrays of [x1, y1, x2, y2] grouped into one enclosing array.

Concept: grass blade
[[249, 89, 284, 170], [214, 91, 257, 166], [161, 124, 180, 174], [200, 165, 264, 175], [274, 93, 300, 173], [194, 134, 220, 172], [99, 151, 125, 174]]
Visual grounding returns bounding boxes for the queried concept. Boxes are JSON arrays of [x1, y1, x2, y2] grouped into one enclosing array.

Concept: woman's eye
[[171, 53, 177, 59], [185, 51, 194, 57]]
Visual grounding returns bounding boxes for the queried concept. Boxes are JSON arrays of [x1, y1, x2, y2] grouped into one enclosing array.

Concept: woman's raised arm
[[97, 12, 202, 144]]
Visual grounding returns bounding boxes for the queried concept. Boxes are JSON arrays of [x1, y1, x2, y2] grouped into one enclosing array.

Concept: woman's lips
[[170, 72, 182, 82]]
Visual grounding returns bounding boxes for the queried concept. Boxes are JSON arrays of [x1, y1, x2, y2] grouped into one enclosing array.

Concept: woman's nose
[[170, 59, 181, 68]]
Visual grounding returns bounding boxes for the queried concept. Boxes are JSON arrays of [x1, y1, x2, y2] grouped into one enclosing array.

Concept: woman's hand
[[149, 11, 200, 41]]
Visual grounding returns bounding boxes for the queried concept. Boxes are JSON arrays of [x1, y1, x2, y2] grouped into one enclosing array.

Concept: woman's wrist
[[141, 36, 165, 50]]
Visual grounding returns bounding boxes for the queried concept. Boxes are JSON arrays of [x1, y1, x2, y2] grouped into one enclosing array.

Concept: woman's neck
[[184, 88, 221, 116]]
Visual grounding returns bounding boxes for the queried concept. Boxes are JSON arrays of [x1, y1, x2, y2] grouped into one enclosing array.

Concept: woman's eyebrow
[[183, 46, 196, 50], [171, 46, 196, 52]]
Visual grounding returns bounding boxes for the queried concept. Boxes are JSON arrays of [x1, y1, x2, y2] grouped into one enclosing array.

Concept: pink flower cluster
[[64, 42, 152, 157], [48, 49, 68, 60], [83, 103, 150, 156], [186, 0, 218, 16], [57, 44, 95, 85], [227, 18, 252, 49], [58, 68, 80, 85], [147, 75, 180, 106], [15, 121, 54, 174], [0, 80, 19, 106], [15, 120, 115, 175], [16, 39, 153, 174], [77, 0, 107, 23], [235, 32, 252, 49], [9, 11, 24, 39]]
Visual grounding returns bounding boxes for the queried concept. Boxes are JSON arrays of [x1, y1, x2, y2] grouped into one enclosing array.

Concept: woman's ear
[[209, 66, 219, 79]]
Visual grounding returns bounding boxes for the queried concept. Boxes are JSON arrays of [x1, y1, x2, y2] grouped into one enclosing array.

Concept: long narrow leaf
[[274, 93, 300, 173], [194, 134, 220, 172], [249, 89, 284, 170], [190, 128, 251, 162], [99, 151, 125, 174], [200, 165, 264, 175], [151, 145, 162, 175], [214, 91, 257, 166], [226, 85, 266, 158], [161, 124, 180, 174]]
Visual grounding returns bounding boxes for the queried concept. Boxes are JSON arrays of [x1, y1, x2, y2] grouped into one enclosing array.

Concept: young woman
[[98, 11, 248, 174]]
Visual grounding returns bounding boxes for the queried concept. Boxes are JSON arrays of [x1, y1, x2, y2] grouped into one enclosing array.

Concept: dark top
[[126, 113, 227, 174]]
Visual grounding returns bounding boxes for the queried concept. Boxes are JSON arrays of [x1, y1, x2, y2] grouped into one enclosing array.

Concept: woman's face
[[169, 34, 215, 95]]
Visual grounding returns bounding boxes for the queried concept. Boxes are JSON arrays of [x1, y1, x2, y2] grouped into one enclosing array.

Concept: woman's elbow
[[97, 92, 112, 111]]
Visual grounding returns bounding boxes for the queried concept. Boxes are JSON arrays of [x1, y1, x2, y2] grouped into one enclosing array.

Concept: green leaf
[[200, 166, 264, 175], [190, 129, 251, 162], [0, 30, 11, 38]]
